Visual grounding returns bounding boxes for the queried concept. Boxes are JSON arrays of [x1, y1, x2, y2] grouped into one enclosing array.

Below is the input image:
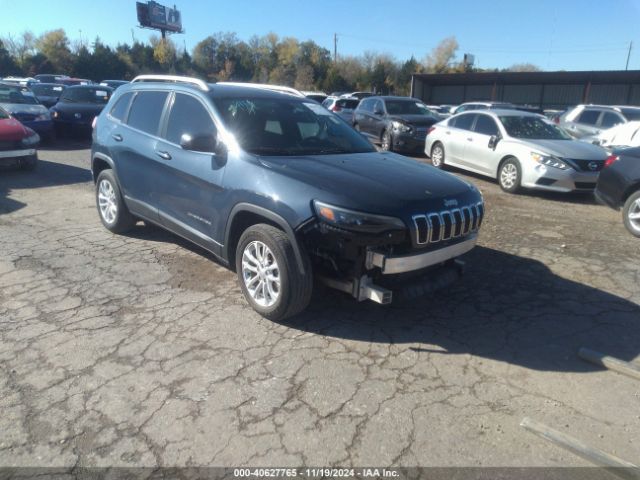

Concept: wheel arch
[[622, 182, 640, 204], [92, 152, 116, 184], [497, 154, 519, 178], [224, 203, 308, 275]]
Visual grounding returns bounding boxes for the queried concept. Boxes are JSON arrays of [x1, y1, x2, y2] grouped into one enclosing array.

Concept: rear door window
[[577, 109, 600, 125], [600, 111, 624, 128], [452, 113, 476, 131], [164, 93, 216, 145], [339, 99, 359, 110], [127, 91, 169, 135], [473, 114, 499, 136]]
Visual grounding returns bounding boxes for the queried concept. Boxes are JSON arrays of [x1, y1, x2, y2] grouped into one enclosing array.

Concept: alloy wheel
[[98, 179, 118, 224], [431, 145, 444, 167], [241, 240, 281, 307], [500, 163, 518, 189], [628, 198, 640, 233]]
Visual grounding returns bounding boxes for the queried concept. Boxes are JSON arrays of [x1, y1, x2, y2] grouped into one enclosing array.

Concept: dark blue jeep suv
[[91, 75, 484, 320]]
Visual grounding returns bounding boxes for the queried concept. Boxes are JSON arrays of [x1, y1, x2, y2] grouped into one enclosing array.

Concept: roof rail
[[131, 75, 209, 91], [217, 82, 304, 97]]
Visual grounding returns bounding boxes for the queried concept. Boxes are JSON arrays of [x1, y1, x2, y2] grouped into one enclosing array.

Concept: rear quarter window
[[109, 92, 133, 122]]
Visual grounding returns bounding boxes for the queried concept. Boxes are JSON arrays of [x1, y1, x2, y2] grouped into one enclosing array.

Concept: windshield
[[31, 84, 65, 97], [0, 86, 39, 105], [213, 96, 376, 156], [620, 108, 640, 121], [60, 87, 111, 104], [499, 115, 571, 140], [385, 100, 436, 117]]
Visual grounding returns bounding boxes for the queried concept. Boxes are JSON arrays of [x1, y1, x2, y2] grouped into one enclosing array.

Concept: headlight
[[530, 152, 570, 170], [391, 120, 412, 133], [51, 110, 59, 119], [21, 133, 40, 147], [313, 200, 406, 233]]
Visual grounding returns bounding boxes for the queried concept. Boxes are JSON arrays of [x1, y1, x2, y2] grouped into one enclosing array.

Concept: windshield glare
[[499, 115, 571, 140], [0, 86, 39, 105], [213, 97, 376, 156], [385, 100, 435, 116], [61, 87, 111, 104]]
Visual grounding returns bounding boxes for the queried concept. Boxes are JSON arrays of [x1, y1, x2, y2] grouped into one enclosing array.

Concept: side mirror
[[180, 132, 217, 153], [374, 108, 384, 116], [488, 135, 500, 150]]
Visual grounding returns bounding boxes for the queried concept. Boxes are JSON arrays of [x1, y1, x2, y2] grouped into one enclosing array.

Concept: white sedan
[[583, 120, 640, 149], [424, 109, 610, 193]]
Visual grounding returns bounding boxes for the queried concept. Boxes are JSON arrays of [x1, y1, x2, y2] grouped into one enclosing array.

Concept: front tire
[[498, 157, 522, 193], [236, 224, 312, 321], [19, 154, 38, 171], [95, 169, 136, 233], [430, 142, 445, 168], [622, 190, 640, 238], [381, 129, 393, 151]]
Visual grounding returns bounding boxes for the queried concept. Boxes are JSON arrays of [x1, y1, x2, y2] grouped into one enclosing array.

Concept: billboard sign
[[136, 1, 182, 33]]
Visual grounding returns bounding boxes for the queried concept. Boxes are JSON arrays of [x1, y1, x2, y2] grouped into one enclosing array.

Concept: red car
[[0, 106, 39, 170]]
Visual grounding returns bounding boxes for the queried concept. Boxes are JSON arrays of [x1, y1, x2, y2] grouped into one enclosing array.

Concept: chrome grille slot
[[413, 215, 429, 245], [441, 211, 453, 240], [413, 202, 484, 246], [428, 213, 442, 242], [461, 207, 472, 235], [451, 209, 462, 237]]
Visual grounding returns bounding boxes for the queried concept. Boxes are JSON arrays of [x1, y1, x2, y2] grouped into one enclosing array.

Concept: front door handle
[[467, 137, 473, 141], [112, 134, 123, 142], [445, 131, 451, 135], [155, 150, 171, 160]]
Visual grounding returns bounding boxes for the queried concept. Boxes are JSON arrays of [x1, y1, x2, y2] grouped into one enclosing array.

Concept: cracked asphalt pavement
[[0, 142, 639, 468]]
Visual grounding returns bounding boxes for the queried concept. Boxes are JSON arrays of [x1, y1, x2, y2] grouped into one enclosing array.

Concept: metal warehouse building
[[410, 70, 640, 110]]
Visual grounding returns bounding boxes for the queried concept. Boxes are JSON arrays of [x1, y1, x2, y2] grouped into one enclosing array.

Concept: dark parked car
[[31, 83, 66, 108], [58, 77, 92, 86], [34, 74, 68, 84], [91, 75, 484, 320], [595, 147, 640, 237], [0, 82, 54, 141], [0, 106, 39, 170], [100, 80, 129, 90], [50, 85, 113, 136], [353, 96, 440, 153]]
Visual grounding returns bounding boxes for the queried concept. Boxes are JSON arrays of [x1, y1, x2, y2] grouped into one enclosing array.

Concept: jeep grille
[[412, 202, 484, 245]]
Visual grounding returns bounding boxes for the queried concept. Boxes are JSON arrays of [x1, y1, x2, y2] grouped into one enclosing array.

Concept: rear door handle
[[445, 131, 451, 135], [112, 134, 122, 142], [155, 150, 171, 160], [467, 137, 473, 141]]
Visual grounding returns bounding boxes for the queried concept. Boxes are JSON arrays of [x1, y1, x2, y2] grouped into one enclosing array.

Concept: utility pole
[[626, 41, 633, 70], [334, 33, 337, 63]]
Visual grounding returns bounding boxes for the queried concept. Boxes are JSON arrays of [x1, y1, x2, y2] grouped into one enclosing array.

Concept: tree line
[[0, 29, 541, 95]]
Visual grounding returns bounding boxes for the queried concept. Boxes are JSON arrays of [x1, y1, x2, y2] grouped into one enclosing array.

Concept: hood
[[388, 114, 438, 127], [515, 138, 609, 160], [0, 102, 49, 116], [258, 151, 481, 217], [0, 117, 30, 141]]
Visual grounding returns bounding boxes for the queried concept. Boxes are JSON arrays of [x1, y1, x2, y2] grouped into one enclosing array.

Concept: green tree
[[35, 29, 73, 72], [0, 39, 19, 75]]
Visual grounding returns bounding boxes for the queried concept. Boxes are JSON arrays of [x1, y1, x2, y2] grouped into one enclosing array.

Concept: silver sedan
[[424, 110, 610, 193]]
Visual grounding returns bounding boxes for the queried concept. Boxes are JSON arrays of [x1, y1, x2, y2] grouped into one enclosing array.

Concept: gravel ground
[[0, 142, 638, 469]]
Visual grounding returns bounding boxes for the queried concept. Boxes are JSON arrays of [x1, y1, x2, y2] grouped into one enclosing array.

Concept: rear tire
[[622, 190, 640, 238], [498, 157, 522, 193], [430, 142, 445, 168], [236, 224, 312, 321], [95, 169, 136, 233]]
